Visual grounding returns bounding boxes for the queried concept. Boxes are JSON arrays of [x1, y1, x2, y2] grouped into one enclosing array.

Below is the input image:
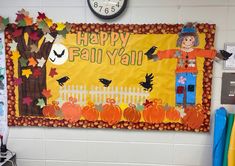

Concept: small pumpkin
[[143, 99, 165, 123], [182, 104, 205, 129], [55, 109, 64, 119], [100, 98, 122, 125], [123, 104, 141, 123], [42, 101, 60, 118], [166, 107, 180, 121], [82, 102, 99, 121], [61, 97, 82, 122]]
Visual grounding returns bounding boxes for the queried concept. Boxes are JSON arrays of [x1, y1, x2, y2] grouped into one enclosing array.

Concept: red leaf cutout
[[12, 28, 23, 38], [13, 77, 22, 86], [37, 12, 46, 20], [29, 31, 40, 41], [15, 13, 24, 22], [143, 99, 153, 107], [33, 68, 42, 78], [49, 68, 58, 78], [42, 89, 52, 98], [22, 96, 33, 106]]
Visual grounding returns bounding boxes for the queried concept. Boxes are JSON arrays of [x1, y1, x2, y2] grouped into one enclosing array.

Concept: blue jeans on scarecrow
[[175, 72, 196, 105]]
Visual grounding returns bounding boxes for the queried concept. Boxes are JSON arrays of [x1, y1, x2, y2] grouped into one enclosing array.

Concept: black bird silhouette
[[57, 76, 70, 86], [145, 46, 157, 60], [53, 49, 65, 58], [216, 50, 233, 60], [139, 73, 154, 92], [99, 78, 112, 87]]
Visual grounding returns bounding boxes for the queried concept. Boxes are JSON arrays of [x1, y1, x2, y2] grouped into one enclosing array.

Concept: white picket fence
[[59, 85, 88, 105], [59, 85, 149, 105]]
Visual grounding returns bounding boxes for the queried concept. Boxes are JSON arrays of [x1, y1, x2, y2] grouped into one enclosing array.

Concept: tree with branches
[[6, 9, 70, 116]]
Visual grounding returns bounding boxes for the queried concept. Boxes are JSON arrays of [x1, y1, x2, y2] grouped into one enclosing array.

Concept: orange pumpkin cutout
[[100, 99, 122, 125], [42, 101, 60, 118], [123, 104, 141, 123], [61, 97, 82, 123], [182, 104, 205, 129], [165, 107, 180, 121], [82, 102, 99, 121], [143, 99, 165, 123]]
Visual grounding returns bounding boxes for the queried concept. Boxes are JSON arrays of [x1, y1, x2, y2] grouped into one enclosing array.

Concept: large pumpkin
[[182, 104, 205, 129], [143, 99, 165, 123], [123, 104, 141, 123], [42, 101, 60, 118], [100, 99, 122, 125], [165, 107, 180, 121], [82, 102, 99, 121], [61, 97, 82, 122]]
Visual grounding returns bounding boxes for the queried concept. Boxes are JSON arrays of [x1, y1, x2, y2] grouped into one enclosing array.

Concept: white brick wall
[[1, 0, 235, 165]]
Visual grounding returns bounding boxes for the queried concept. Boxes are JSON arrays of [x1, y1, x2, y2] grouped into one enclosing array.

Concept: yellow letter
[[107, 49, 118, 65], [90, 33, 98, 44], [81, 48, 89, 61], [97, 49, 102, 64], [77, 32, 88, 46], [130, 51, 136, 65], [90, 48, 96, 63], [121, 54, 129, 65], [110, 32, 119, 46], [100, 32, 109, 46], [120, 32, 130, 47], [69, 47, 80, 61], [137, 51, 143, 66]]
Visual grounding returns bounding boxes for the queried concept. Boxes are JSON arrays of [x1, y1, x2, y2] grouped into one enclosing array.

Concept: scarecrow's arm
[[157, 49, 178, 60]]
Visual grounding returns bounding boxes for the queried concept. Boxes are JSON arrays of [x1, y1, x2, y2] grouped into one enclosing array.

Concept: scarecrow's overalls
[[158, 49, 216, 105]]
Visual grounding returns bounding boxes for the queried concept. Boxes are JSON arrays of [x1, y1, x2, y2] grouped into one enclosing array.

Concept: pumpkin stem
[[195, 104, 203, 112], [69, 97, 77, 104], [107, 98, 115, 104], [110, 99, 115, 104], [106, 98, 111, 103], [69, 97, 74, 103], [73, 98, 78, 103], [153, 98, 162, 105], [52, 101, 59, 106], [87, 101, 94, 107], [129, 103, 136, 108]]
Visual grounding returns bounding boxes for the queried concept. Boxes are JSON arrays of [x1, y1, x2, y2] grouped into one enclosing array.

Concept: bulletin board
[[4, 11, 216, 132]]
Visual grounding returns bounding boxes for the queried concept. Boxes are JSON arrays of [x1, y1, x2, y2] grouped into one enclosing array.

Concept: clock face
[[88, 0, 127, 19]]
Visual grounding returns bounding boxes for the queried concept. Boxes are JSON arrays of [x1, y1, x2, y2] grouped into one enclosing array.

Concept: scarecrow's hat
[[179, 22, 197, 36]]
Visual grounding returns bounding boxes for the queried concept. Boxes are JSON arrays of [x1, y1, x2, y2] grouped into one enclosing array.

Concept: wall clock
[[87, 0, 128, 19]]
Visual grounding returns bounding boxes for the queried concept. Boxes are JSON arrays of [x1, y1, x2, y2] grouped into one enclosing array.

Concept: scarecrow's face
[[181, 36, 195, 49], [48, 44, 68, 65]]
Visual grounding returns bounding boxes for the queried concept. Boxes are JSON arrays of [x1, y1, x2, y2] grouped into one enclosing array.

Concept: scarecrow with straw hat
[[156, 22, 217, 106]]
